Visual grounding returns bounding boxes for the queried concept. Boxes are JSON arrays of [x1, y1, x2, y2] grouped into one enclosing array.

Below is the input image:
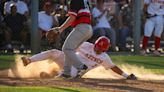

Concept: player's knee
[[50, 49, 58, 54], [62, 48, 70, 55], [63, 48, 75, 56]]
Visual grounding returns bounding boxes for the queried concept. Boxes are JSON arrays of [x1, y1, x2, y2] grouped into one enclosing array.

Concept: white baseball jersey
[[38, 11, 54, 31], [29, 42, 115, 77], [4, 0, 28, 15], [76, 42, 115, 70], [144, 0, 164, 37], [144, 0, 152, 4], [92, 7, 111, 29], [145, 0, 164, 15]]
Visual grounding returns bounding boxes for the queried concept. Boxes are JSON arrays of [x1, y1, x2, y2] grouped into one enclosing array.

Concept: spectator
[[89, 0, 97, 8], [38, 2, 59, 49], [92, 0, 117, 52], [38, 2, 59, 37], [117, 0, 132, 51], [0, 12, 3, 23], [0, 13, 4, 47], [39, 0, 55, 11], [57, 0, 68, 12], [4, 0, 29, 17], [3, 4, 28, 50], [0, 12, 3, 32], [0, 0, 6, 17]]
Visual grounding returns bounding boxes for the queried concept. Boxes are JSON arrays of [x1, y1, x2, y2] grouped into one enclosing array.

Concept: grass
[[0, 55, 15, 69], [0, 55, 163, 74], [0, 55, 163, 92], [0, 86, 99, 92], [111, 55, 164, 74]]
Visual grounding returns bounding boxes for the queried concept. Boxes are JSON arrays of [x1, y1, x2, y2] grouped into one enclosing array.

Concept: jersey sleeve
[[101, 54, 115, 69], [68, 0, 83, 16], [92, 7, 100, 18]]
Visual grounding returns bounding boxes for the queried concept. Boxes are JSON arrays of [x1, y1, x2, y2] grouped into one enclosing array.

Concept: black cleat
[[55, 73, 71, 79], [75, 64, 89, 78], [127, 74, 137, 80]]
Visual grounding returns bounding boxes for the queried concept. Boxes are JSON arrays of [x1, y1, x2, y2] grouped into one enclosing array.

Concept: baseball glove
[[126, 74, 137, 80], [46, 27, 60, 44]]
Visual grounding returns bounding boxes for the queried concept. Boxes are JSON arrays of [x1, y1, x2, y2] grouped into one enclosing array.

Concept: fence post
[[31, 0, 40, 53], [133, 0, 141, 54]]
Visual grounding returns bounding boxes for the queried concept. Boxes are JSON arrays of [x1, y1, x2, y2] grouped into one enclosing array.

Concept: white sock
[[122, 72, 129, 78]]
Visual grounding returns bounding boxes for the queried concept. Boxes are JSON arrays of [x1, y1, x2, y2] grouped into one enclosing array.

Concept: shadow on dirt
[[0, 77, 163, 92]]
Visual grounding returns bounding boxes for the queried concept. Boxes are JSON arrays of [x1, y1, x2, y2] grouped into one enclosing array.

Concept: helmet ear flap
[[95, 36, 110, 52]]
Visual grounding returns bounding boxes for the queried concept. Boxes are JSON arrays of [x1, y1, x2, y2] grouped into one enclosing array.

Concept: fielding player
[[48, 0, 93, 78], [22, 36, 137, 80]]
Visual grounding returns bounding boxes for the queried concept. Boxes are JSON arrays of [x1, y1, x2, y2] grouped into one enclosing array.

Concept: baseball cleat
[[140, 50, 147, 56], [153, 50, 161, 56], [75, 64, 89, 78], [127, 74, 137, 80], [55, 72, 71, 79], [21, 57, 31, 66]]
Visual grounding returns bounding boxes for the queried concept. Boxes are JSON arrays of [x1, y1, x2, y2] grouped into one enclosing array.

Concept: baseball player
[[48, 0, 93, 78], [141, 0, 164, 56], [22, 36, 137, 80]]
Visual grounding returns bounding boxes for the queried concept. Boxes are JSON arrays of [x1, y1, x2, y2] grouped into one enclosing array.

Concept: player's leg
[[153, 16, 163, 56], [141, 18, 155, 55], [22, 49, 64, 66], [62, 24, 92, 76]]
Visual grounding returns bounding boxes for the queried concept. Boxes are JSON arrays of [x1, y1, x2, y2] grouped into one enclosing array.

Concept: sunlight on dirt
[[1, 55, 164, 80]]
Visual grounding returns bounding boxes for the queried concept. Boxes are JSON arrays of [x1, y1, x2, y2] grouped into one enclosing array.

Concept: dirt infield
[[0, 56, 164, 92], [0, 77, 164, 92]]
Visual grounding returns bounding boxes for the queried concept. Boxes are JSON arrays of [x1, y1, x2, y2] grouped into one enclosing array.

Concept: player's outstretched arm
[[110, 66, 137, 80]]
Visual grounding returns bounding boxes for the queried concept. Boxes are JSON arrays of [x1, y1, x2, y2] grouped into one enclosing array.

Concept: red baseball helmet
[[94, 36, 110, 52]]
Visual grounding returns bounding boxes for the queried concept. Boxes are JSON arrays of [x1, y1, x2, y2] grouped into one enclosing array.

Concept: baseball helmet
[[94, 36, 110, 52]]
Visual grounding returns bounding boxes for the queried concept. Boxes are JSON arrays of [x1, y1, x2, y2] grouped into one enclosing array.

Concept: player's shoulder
[[18, 0, 26, 5], [79, 42, 94, 49], [144, 0, 152, 4], [82, 42, 94, 46], [100, 52, 110, 58]]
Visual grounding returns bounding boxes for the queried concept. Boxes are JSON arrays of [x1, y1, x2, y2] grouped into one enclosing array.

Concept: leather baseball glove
[[46, 27, 60, 44], [126, 74, 137, 80]]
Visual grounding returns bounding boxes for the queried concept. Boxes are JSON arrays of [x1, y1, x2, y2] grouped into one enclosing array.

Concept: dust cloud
[[1, 55, 164, 80], [84, 64, 164, 80], [6, 55, 60, 78]]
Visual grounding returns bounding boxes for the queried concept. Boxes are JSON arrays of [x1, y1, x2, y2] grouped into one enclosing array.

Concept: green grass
[[0, 55, 163, 74], [0, 86, 99, 92], [0, 55, 15, 69], [111, 56, 164, 74], [0, 55, 164, 92]]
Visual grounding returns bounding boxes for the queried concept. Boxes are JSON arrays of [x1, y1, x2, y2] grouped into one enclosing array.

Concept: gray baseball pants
[[62, 24, 93, 75]]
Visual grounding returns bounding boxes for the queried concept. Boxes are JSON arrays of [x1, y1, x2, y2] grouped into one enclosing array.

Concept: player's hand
[[50, 27, 61, 34], [46, 27, 60, 44], [126, 74, 137, 80]]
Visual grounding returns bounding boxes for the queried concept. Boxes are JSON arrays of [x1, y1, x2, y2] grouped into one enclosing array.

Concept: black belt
[[147, 14, 157, 18]]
